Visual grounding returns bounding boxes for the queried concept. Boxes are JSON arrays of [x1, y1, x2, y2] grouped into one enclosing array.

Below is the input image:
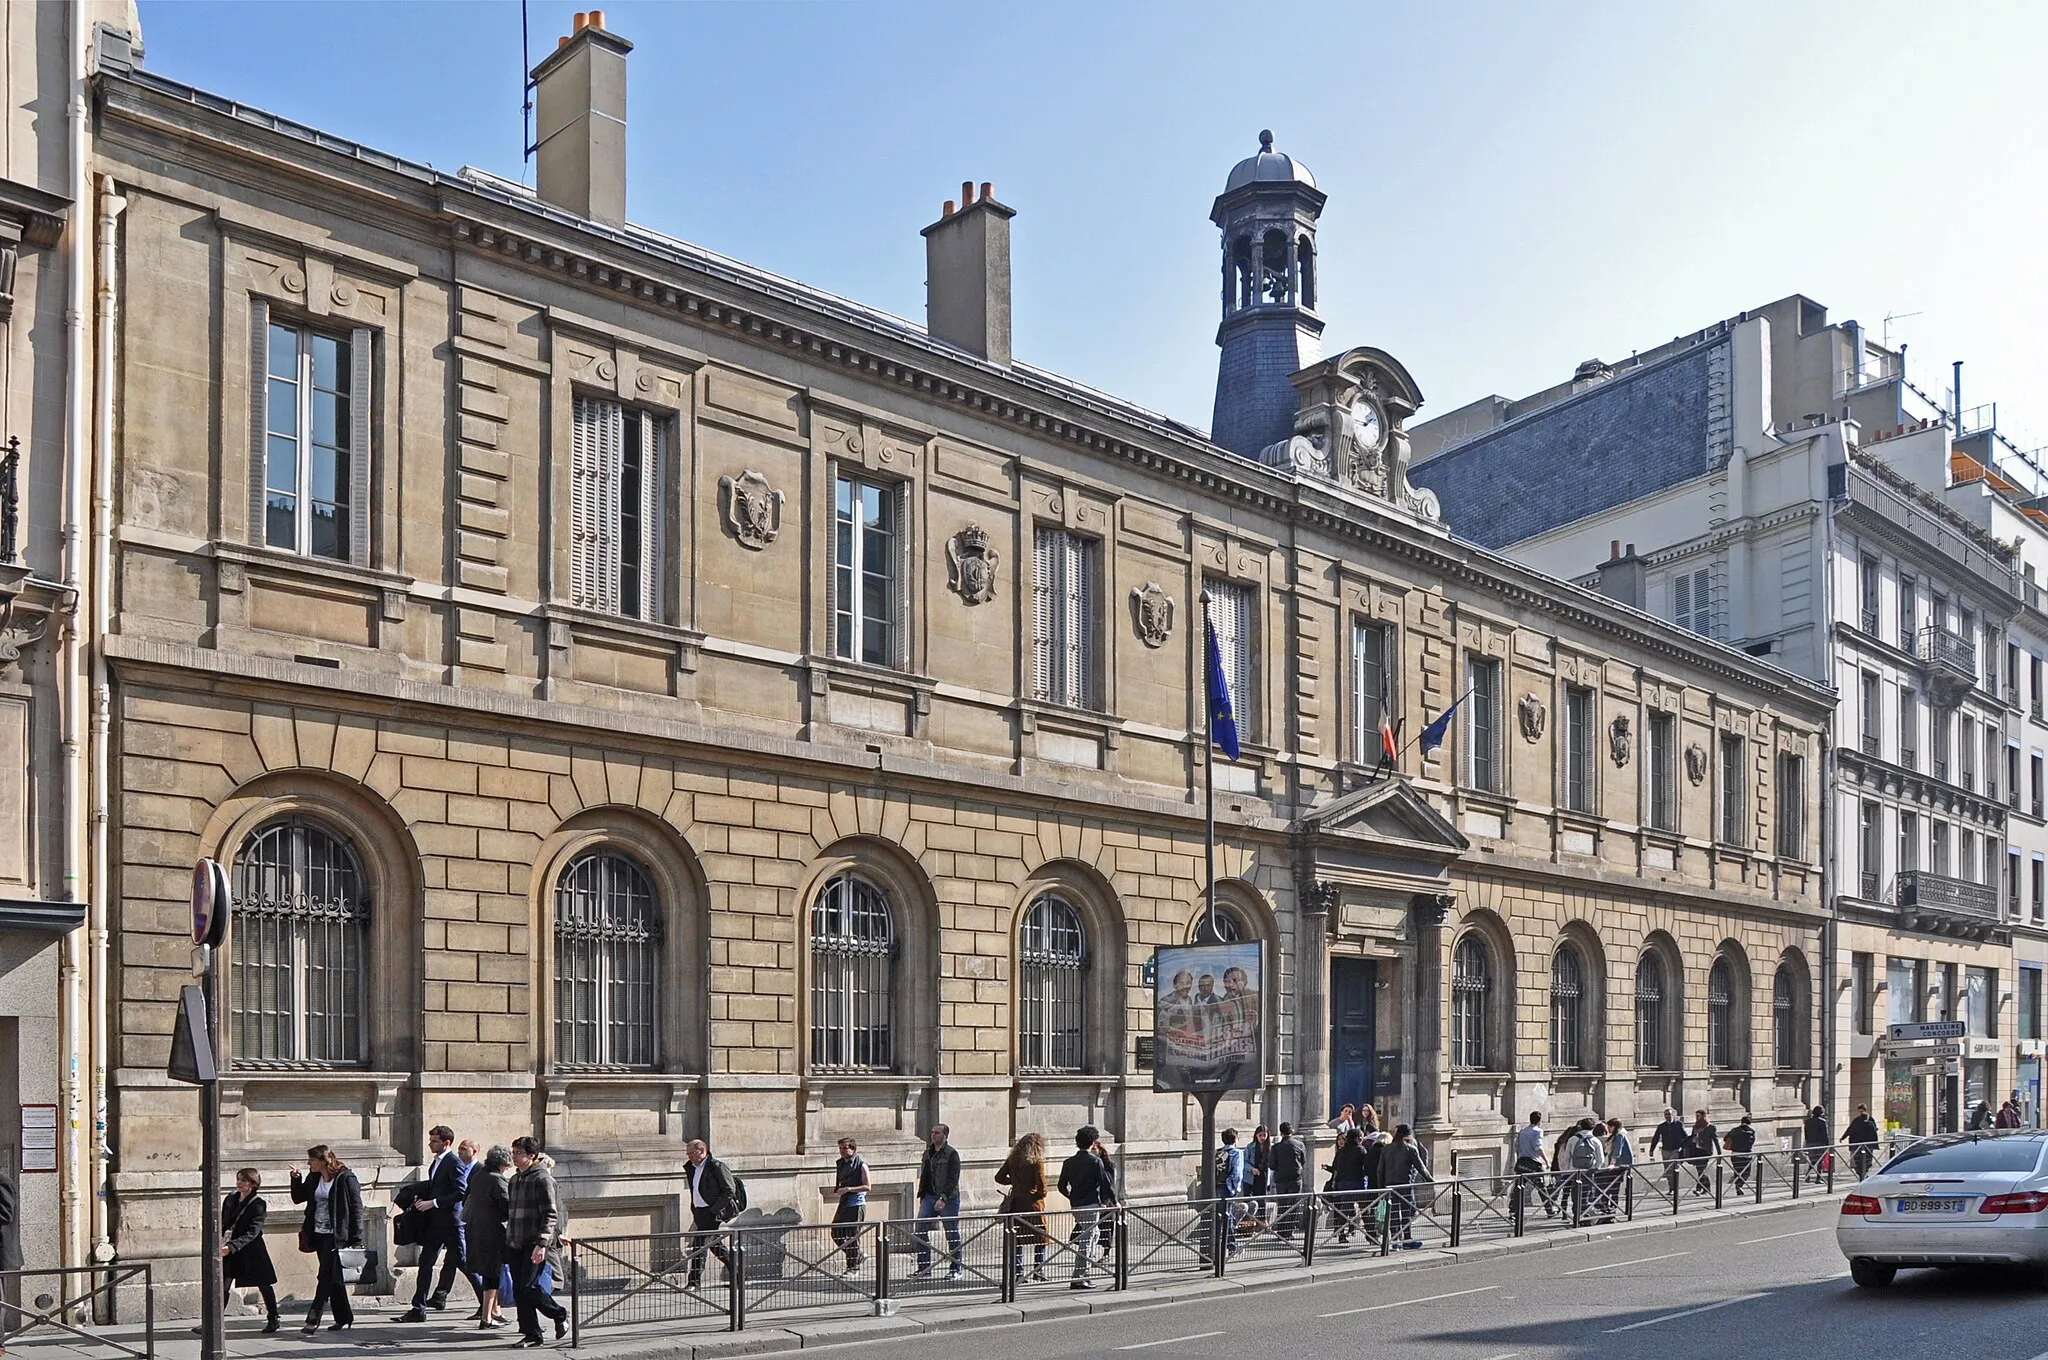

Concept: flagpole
[[1199, 589, 1217, 944]]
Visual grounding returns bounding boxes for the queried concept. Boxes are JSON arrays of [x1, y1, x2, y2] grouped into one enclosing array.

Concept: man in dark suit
[[683, 1139, 737, 1289], [400, 1124, 466, 1321]]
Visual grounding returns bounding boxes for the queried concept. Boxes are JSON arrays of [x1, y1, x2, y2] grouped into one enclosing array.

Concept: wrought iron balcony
[[0, 435, 16, 564], [1859, 872, 1880, 899], [1893, 869, 1999, 921], [1860, 733, 1880, 757], [1916, 626, 1979, 705]]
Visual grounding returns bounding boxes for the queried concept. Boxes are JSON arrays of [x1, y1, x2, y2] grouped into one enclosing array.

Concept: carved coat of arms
[[1516, 693, 1546, 743], [945, 524, 1000, 605], [1609, 715, 1632, 767], [1131, 583, 1175, 648], [1684, 742, 1709, 785], [718, 470, 782, 550]]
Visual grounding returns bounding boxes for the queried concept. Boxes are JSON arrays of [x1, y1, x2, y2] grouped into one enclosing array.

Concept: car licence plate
[[1894, 1197, 1968, 1214]]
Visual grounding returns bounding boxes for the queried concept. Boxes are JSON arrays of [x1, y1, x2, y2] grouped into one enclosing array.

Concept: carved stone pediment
[[1254, 346, 1442, 524]]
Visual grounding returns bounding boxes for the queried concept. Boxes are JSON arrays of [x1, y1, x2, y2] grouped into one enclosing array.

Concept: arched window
[[1231, 236, 1255, 310], [1296, 235, 1316, 309], [1260, 228, 1293, 305], [1708, 957, 1735, 1068], [554, 849, 661, 1069], [1773, 962, 1806, 1069], [1018, 895, 1088, 1073], [810, 872, 896, 1071], [1191, 908, 1248, 944], [1550, 945, 1585, 1070], [1635, 953, 1665, 1070], [230, 817, 371, 1066], [1451, 935, 1491, 1071]]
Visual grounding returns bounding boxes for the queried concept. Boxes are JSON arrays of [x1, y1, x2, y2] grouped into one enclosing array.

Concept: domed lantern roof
[[1223, 130, 1317, 193]]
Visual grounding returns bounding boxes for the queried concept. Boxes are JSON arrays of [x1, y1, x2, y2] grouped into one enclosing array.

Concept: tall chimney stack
[[530, 11, 633, 227], [921, 182, 1014, 366]]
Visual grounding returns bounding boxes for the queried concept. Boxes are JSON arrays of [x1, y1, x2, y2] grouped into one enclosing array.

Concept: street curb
[[563, 1188, 1846, 1357]]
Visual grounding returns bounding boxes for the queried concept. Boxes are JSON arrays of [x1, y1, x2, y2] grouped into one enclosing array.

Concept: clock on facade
[[1349, 399, 1383, 452]]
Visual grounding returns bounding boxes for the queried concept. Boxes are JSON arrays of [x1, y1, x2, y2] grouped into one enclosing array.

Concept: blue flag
[[1204, 622, 1241, 761], [1420, 690, 1468, 755]]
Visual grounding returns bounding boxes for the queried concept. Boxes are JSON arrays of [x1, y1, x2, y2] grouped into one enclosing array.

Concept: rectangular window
[[1859, 672, 1881, 757], [1898, 573, 1915, 644], [1775, 752, 1805, 859], [1930, 820, 1949, 876], [2036, 653, 2046, 720], [1859, 555, 1880, 632], [1886, 957, 1916, 1026], [1466, 655, 1502, 793], [833, 473, 904, 666], [1898, 810, 1919, 872], [571, 396, 667, 621], [2034, 857, 2044, 921], [1960, 828, 1977, 882], [1932, 711, 1951, 782], [1851, 952, 1873, 1036], [2009, 641, 2023, 700], [1859, 801, 1881, 898], [1967, 967, 1994, 1038], [2021, 966, 2043, 1042], [2009, 849, 2023, 918], [1648, 712, 1677, 832], [1672, 566, 1711, 635], [1986, 837, 2001, 891], [1987, 726, 2001, 801], [1961, 716, 1976, 792], [1205, 580, 1256, 742], [1564, 686, 1595, 813], [1717, 733, 1745, 846], [1032, 529, 1098, 708], [262, 319, 365, 562], [1934, 963, 1954, 1023], [2035, 752, 2045, 820], [1352, 621, 1390, 764], [2010, 744, 2024, 812], [1898, 685, 1917, 771]]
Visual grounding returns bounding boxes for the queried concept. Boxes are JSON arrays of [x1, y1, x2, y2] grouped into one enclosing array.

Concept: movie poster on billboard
[[1152, 942, 1263, 1093]]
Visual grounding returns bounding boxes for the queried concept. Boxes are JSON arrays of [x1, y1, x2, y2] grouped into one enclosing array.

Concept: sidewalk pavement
[[3, 1188, 1845, 1360]]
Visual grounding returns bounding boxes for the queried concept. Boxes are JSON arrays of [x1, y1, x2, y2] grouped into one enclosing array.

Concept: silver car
[[1837, 1132, 2048, 1287]]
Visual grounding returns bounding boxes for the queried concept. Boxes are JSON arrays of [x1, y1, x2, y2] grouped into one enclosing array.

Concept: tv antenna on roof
[[1881, 311, 1922, 350], [520, 0, 536, 180]]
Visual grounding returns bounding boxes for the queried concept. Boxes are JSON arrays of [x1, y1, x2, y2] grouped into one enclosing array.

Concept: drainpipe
[[1820, 448, 1839, 1121], [57, 0, 91, 1276], [89, 173, 126, 1267]]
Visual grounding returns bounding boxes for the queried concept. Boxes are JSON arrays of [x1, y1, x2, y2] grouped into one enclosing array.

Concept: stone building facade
[[87, 18, 1829, 1311]]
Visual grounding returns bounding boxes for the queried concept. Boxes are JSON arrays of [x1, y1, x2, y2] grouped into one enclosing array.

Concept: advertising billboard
[[1152, 942, 1263, 1094]]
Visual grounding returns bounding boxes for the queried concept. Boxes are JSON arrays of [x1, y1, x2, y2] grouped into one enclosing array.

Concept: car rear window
[[1882, 1138, 2046, 1175]]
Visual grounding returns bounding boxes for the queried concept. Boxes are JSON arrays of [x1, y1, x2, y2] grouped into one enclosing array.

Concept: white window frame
[[571, 394, 667, 621], [1775, 751, 1805, 860], [1648, 711, 1677, 832], [1206, 579, 1256, 744], [1465, 655, 1502, 793], [1351, 620, 1391, 764], [1563, 685, 1595, 813], [255, 307, 372, 564], [831, 471, 908, 668], [1718, 733, 1746, 846], [1033, 528, 1099, 708]]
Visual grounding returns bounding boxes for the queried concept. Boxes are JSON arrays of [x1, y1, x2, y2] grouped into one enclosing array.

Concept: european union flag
[[1204, 621, 1241, 761], [1420, 690, 1467, 755]]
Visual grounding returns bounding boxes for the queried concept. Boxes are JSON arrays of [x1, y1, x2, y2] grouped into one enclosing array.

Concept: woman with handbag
[[1324, 1129, 1368, 1243], [220, 1168, 279, 1333], [993, 1133, 1049, 1283], [289, 1145, 364, 1335], [463, 1146, 513, 1331]]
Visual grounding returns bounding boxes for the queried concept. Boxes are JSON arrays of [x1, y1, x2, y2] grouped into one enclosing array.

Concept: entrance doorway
[[1330, 958, 1377, 1118]]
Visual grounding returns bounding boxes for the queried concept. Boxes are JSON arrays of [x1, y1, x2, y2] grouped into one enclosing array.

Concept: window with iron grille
[[1648, 711, 1676, 831], [571, 396, 667, 621], [1717, 734, 1745, 846], [1775, 752, 1805, 860], [1466, 655, 1502, 793], [833, 473, 905, 666], [1206, 580, 1256, 743], [1450, 935, 1491, 1071], [1634, 952, 1665, 1069], [1018, 895, 1088, 1073], [1352, 621, 1390, 765], [1858, 555, 1879, 633], [1772, 963, 1804, 1069], [1898, 686, 1917, 770], [1563, 687, 1594, 813], [1986, 726, 2001, 800], [1859, 672, 1880, 757], [1550, 944, 1585, 1070], [1898, 810, 1918, 871], [553, 849, 661, 1069], [1961, 829, 1978, 882], [1707, 957, 1736, 1069], [258, 317, 370, 563], [1961, 716, 1977, 792], [809, 873, 896, 1071], [1191, 908, 1250, 944], [1033, 529, 1099, 708], [1897, 574, 1915, 644], [1672, 566, 1711, 636], [1932, 711, 1951, 782], [2009, 851, 2023, 918], [230, 818, 370, 1066]]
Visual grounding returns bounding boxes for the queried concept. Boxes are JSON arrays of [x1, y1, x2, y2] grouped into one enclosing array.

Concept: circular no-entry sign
[[191, 858, 231, 948]]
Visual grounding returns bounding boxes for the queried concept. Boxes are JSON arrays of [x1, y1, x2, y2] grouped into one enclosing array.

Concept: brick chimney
[[922, 181, 1014, 366], [1594, 540, 1646, 609], [530, 11, 633, 227]]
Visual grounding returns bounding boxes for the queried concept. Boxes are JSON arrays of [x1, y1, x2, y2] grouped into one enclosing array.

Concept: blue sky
[[139, 1, 2048, 448]]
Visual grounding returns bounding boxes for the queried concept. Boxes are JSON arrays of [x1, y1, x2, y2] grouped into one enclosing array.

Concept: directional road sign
[[1878, 1039, 1964, 1059], [1887, 1020, 1966, 1042]]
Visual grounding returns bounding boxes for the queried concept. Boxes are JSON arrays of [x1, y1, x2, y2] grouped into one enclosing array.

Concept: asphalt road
[[806, 1201, 2048, 1360]]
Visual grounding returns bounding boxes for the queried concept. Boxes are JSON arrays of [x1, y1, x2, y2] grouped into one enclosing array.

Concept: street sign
[[190, 858, 231, 949], [1887, 1020, 1966, 1042], [1878, 1039, 1964, 1059], [167, 984, 215, 1085]]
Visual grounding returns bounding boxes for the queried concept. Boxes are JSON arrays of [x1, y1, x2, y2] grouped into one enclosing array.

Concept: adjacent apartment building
[[1411, 293, 2034, 1137], [74, 15, 1827, 1311]]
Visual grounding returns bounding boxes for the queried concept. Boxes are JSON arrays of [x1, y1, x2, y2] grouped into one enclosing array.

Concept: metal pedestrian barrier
[[0, 1264, 156, 1359]]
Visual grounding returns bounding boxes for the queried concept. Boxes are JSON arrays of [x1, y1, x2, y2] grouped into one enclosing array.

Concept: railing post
[[1623, 1170, 1634, 1222], [728, 1231, 745, 1332], [1510, 1180, 1524, 1238], [1449, 1183, 1462, 1248], [144, 1263, 156, 1360], [1714, 1158, 1724, 1210], [1826, 1151, 1836, 1194], [1792, 1154, 1803, 1200], [1755, 1156, 1764, 1205], [1569, 1174, 1583, 1229], [1000, 1217, 1016, 1305], [1303, 1193, 1317, 1266], [569, 1240, 581, 1349], [1378, 1193, 1392, 1256], [1210, 1201, 1226, 1279], [1114, 1207, 1129, 1291], [1669, 1162, 1680, 1216], [876, 1220, 891, 1304]]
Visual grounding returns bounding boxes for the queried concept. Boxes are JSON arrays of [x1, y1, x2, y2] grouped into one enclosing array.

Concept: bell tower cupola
[[1208, 130, 1327, 457]]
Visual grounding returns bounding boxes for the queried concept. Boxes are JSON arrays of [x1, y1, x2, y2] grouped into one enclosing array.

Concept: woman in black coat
[[289, 1144, 364, 1335], [221, 1168, 279, 1332], [462, 1145, 514, 1331], [1325, 1129, 1369, 1242]]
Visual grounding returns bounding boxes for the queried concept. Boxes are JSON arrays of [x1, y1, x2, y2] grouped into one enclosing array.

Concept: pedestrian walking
[[0, 1162, 18, 1355], [1246, 1125, 1274, 1230], [1801, 1105, 1833, 1174], [1381, 1125, 1429, 1248], [506, 1137, 567, 1349], [401, 1123, 467, 1321], [1996, 1097, 2023, 1130], [1646, 1107, 1687, 1196], [219, 1169, 280, 1333], [1560, 1118, 1605, 1220], [1724, 1114, 1757, 1194], [1966, 1099, 1993, 1132], [828, 1137, 871, 1275], [1513, 1111, 1555, 1218], [289, 1144, 364, 1335], [1057, 1125, 1118, 1291], [462, 1146, 512, 1332], [994, 1133, 1049, 1282], [912, 1124, 964, 1281], [1211, 1129, 1246, 1259], [1842, 1105, 1881, 1178], [1325, 1128, 1369, 1242], [1684, 1111, 1720, 1196], [1598, 1117, 1633, 1219], [682, 1139, 739, 1288], [1269, 1122, 1307, 1241]]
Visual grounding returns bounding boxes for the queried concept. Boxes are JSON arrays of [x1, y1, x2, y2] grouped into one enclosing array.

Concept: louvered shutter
[[892, 479, 911, 670], [1672, 571, 1693, 631], [349, 327, 373, 566], [571, 396, 623, 612], [1033, 529, 1057, 702], [1213, 582, 1253, 742], [1063, 534, 1090, 706], [247, 298, 270, 545], [639, 412, 666, 622]]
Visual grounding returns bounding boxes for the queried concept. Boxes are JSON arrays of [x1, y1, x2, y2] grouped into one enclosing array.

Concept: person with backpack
[[912, 1124, 963, 1282], [682, 1138, 740, 1289], [1597, 1117, 1632, 1222], [1057, 1125, 1118, 1291], [1269, 1123, 1308, 1241], [1561, 1118, 1605, 1221], [1723, 1114, 1758, 1194], [1684, 1111, 1720, 1196], [1210, 1129, 1246, 1259], [1246, 1125, 1274, 1231], [1842, 1104, 1881, 1178]]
